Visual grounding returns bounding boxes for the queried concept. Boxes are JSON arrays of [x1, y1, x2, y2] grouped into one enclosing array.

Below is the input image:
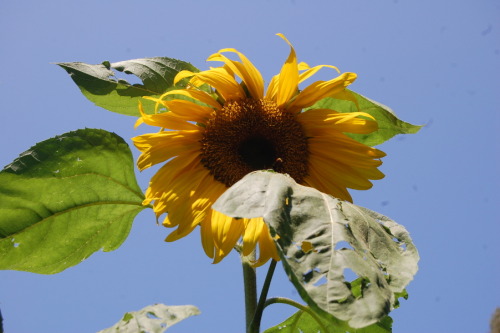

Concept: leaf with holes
[[263, 309, 393, 333], [213, 171, 419, 328], [0, 129, 145, 274], [310, 90, 422, 146], [97, 303, 200, 333], [58, 57, 201, 116]]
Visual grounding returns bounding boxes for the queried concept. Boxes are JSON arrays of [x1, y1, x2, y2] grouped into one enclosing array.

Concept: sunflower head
[[132, 34, 385, 266], [199, 97, 309, 188]]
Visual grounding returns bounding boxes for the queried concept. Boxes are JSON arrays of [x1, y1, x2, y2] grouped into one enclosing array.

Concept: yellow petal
[[134, 117, 144, 129], [200, 216, 215, 258], [142, 96, 168, 115], [242, 218, 265, 256], [174, 70, 196, 85], [136, 101, 200, 130], [330, 89, 360, 110], [164, 226, 194, 242], [307, 130, 386, 159], [211, 210, 245, 262], [297, 62, 310, 71], [163, 99, 212, 123], [253, 223, 280, 267], [163, 89, 222, 109], [185, 177, 228, 258], [208, 49, 264, 99], [145, 152, 201, 206], [275, 33, 299, 107], [298, 64, 340, 84], [165, 197, 212, 242], [159, 166, 208, 219], [265, 74, 279, 101], [133, 131, 201, 170], [298, 109, 378, 134], [288, 72, 357, 113], [303, 168, 353, 202], [212, 248, 226, 264], [173, 171, 226, 236], [186, 67, 245, 101], [308, 137, 384, 169], [308, 153, 374, 190]]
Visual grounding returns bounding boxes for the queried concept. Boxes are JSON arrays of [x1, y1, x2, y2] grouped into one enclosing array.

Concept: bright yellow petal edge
[[132, 34, 385, 266]]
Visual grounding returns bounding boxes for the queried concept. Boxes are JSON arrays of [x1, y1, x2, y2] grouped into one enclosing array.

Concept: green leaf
[[58, 57, 200, 116], [393, 289, 409, 309], [213, 171, 419, 328], [97, 303, 200, 333], [264, 309, 392, 333], [310, 90, 422, 146], [0, 129, 145, 274]]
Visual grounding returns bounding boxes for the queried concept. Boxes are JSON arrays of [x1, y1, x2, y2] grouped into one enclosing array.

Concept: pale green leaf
[[0, 129, 145, 274], [213, 171, 419, 328], [310, 90, 422, 146], [97, 304, 200, 333], [58, 57, 200, 116], [264, 309, 392, 333]]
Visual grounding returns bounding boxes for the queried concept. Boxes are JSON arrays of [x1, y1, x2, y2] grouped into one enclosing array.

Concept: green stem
[[242, 251, 257, 332], [248, 260, 277, 333], [263, 297, 330, 333]]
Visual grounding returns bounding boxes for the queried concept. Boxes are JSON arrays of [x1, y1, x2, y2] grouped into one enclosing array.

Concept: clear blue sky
[[1, 0, 498, 332]]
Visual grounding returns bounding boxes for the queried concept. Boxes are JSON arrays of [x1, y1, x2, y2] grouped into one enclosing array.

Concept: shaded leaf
[[97, 304, 200, 333], [58, 57, 200, 116], [213, 171, 419, 328], [264, 309, 392, 333], [0, 129, 145, 274], [310, 90, 422, 146]]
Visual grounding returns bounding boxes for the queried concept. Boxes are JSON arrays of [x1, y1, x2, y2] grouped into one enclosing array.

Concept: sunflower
[[132, 34, 386, 266]]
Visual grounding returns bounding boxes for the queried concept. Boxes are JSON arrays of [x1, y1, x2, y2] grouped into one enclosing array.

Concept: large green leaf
[[264, 309, 392, 333], [213, 171, 419, 329], [97, 304, 200, 333], [0, 129, 145, 274], [58, 57, 200, 116], [310, 90, 422, 146]]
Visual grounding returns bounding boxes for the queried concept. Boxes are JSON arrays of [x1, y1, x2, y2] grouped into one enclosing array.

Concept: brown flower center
[[200, 98, 309, 187]]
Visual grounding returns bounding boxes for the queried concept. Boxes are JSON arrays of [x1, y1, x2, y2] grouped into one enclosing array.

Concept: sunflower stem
[[242, 251, 258, 333], [249, 259, 277, 333]]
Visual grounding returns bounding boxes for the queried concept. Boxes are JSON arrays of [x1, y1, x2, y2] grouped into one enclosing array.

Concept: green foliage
[[213, 171, 419, 329], [0, 129, 145, 274], [311, 90, 422, 146], [58, 56, 421, 149], [264, 309, 392, 333], [58, 57, 200, 116], [97, 304, 200, 333]]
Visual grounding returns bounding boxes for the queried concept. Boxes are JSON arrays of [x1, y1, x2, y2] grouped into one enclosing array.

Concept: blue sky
[[0, 0, 498, 332]]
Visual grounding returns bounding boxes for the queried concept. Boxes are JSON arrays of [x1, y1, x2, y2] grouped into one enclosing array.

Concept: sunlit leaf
[[97, 304, 200, 333], [310, 90, 422, 146], [58, 57, 201, 116], [0, 129, 145, 274], [263, 309, 392, 333], [213, 171, 419, 328]]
